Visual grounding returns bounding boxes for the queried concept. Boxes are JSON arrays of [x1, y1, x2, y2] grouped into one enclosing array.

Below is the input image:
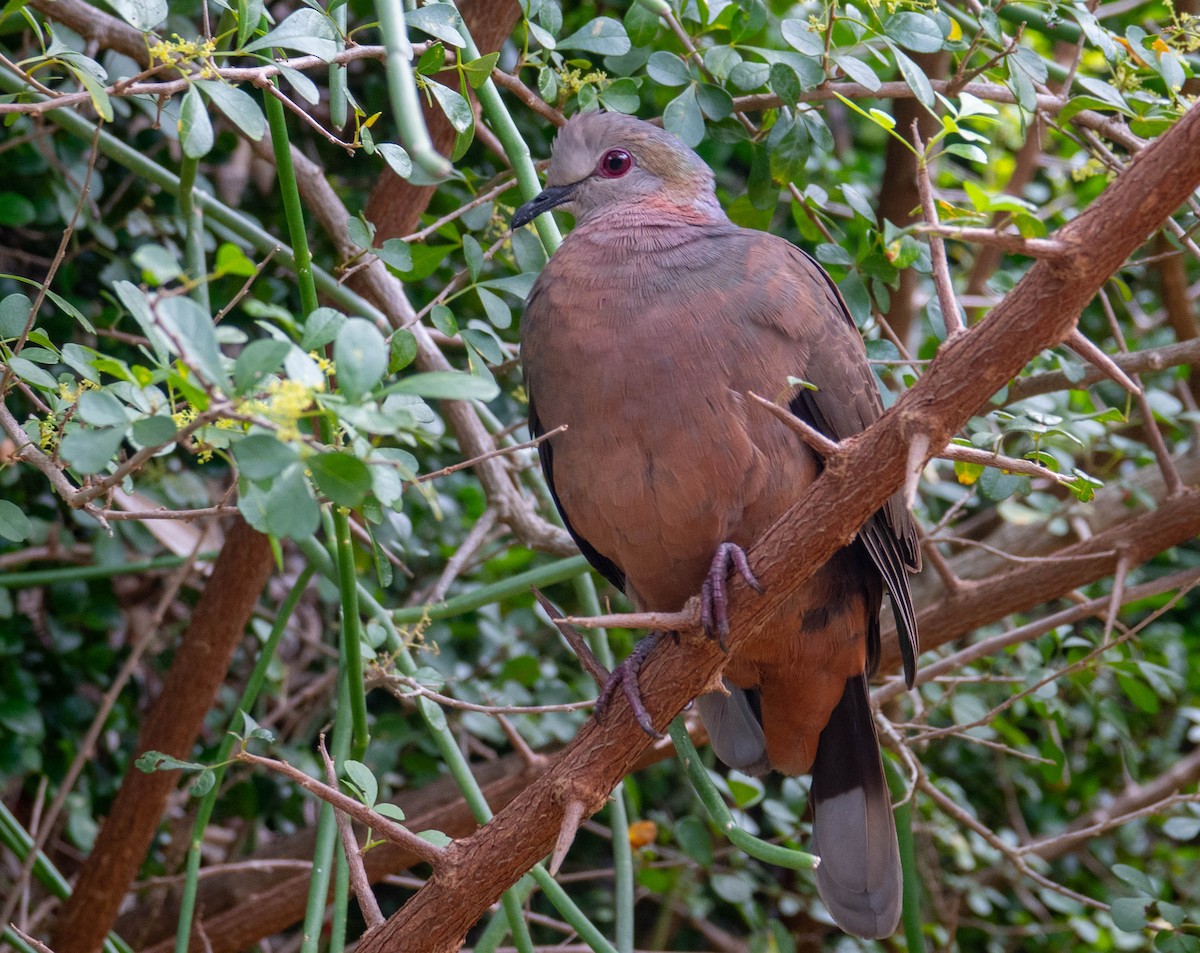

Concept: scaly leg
[[595, 632, 668, 739]]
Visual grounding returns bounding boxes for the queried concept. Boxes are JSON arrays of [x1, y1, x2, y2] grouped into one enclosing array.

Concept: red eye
[[597, 148, 633, 178]]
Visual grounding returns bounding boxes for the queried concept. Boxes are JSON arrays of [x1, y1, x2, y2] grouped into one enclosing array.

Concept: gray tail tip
[[812, 831, 902, 939]]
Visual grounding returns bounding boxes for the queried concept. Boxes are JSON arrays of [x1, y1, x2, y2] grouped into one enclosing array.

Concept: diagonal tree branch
[[356, 101, 1200, 953]]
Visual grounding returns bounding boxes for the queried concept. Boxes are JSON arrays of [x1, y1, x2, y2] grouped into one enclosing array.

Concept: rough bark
[[51, 519, 274, 953], [355, 88, 1200, 953]]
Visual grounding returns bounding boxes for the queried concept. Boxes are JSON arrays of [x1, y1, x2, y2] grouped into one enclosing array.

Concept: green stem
[[173, 566, 314, 953], [444, 0, 561, 253], [329, 1, 349, 130], [668, 719, 818, 871], [0, 552, 217, 588], [300, 667, 355, 953], [471, 875, 537, 953], [392, 554, 590, 623], [374, 0, 452, 180], [264, 85, 369, 761], [0, 802, 132, 953], [177, 153, 210, 313], [574, 574, 634, 953]]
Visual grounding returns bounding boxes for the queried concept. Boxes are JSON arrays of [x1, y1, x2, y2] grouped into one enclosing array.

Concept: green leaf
[[768, 62, 801, 105], [559, 16, 631, 55], [695, 83, 732, 120], [197, 80, 266, 140], [334, 317, 388, 401], [727, 770, 764, 808], [179, 84, 214, 159], [132, 244, 183, 286], [60, 426, 127, 474], [462, 234, 483, 282], [462, 51, 499, 89], [647, 51, 692, 86], [378, 143, 412, 178], [66, 63, 111, 122], [233, 434, 299, 481], [430, 303, 458, 336], [416, 41, 447, 75], [1113, 864, 1155, 895], [384, 370, 498, 402], [945, 143, 988, 164], [389, 330, 418, 372], [6, 356, 57, 390], [833, 53, 882, 91], [598, 76, 641, 113], [343, 759, 378, 806], [673, 815, 713, 868], [426, 79, 472, 133], [883, 11, 944, 53], [237, 0, 265, 50], [189, 768, 216, 797], [214, 242, 257, 277], [243, 8, 337, 61], [234, 339, 290, 392], [302, 307, 345, 350], [135, 751, 206, 773], [1163, 816, 1200, 841], [461, 327, 504, 365], [262, 463, 320, 539], [625, 1, 660, 45], [891, 45, 935, 109], [663, 85, 704, 147], [0, 293, 32, 337], [406, 3, 465, 47], [375, 803, 406, 822], [158, 296, 228, 389], [712, 872, 754, 904], [131, 415, 177, 447], [476, 286, 511, 329], [780, 18, 824, 55], [1110, 897, 1149, 932], [104, 0, 166, 31], [309, 451, 371, 508], [77, 390, 129, 427], [377, 238, 413, 272], [0, 499, 33, 542]]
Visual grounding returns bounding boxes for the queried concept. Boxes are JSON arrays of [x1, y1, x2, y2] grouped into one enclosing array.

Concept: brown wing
[[762, 236, 920, 685]]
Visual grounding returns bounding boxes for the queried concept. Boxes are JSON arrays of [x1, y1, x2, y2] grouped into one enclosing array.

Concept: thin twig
[[320, 735, 385, 929], [533, 588, 611, 689], [413, 425, 566, 484], [911, 123, 964, 339], [236, 749, 447, 866], [913, 224, 1065, 258]]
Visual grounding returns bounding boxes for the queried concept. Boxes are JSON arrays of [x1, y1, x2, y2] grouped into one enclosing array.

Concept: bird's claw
[[595, 633, 666, 739], [699, 542, 764, 648]]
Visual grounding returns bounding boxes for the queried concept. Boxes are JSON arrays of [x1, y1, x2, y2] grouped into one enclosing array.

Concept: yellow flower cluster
[[147, 33, 217, 68], [242, 378, 320, 443], [556, 67, 609, 98]]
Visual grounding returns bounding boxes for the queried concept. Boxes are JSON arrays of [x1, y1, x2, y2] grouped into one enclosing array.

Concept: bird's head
[[512, 111, 721, 229]]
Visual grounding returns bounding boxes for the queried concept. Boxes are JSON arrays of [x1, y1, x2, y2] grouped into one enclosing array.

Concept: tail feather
[[695, 685, 770, 776], [810, 674, 901, 939]]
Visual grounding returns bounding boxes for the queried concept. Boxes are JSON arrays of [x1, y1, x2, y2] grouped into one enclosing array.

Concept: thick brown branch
[[357, 73, 1200, 953]]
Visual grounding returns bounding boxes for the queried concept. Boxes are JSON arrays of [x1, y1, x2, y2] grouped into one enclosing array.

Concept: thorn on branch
[[533, 587, 611, 689], [905, 432, 931, 509], [549, 798, 586, 876], [746, 391, 841, 458]]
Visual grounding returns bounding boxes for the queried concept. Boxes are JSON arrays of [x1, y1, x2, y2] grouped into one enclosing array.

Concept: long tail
[[810, 674, 901, 939]]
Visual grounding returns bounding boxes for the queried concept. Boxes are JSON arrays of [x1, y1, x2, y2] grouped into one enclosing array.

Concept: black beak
[[512, 183, 579, 229]]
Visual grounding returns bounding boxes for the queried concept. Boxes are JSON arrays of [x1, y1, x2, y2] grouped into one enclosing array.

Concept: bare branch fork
[[355, 75, 1200, 953]]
